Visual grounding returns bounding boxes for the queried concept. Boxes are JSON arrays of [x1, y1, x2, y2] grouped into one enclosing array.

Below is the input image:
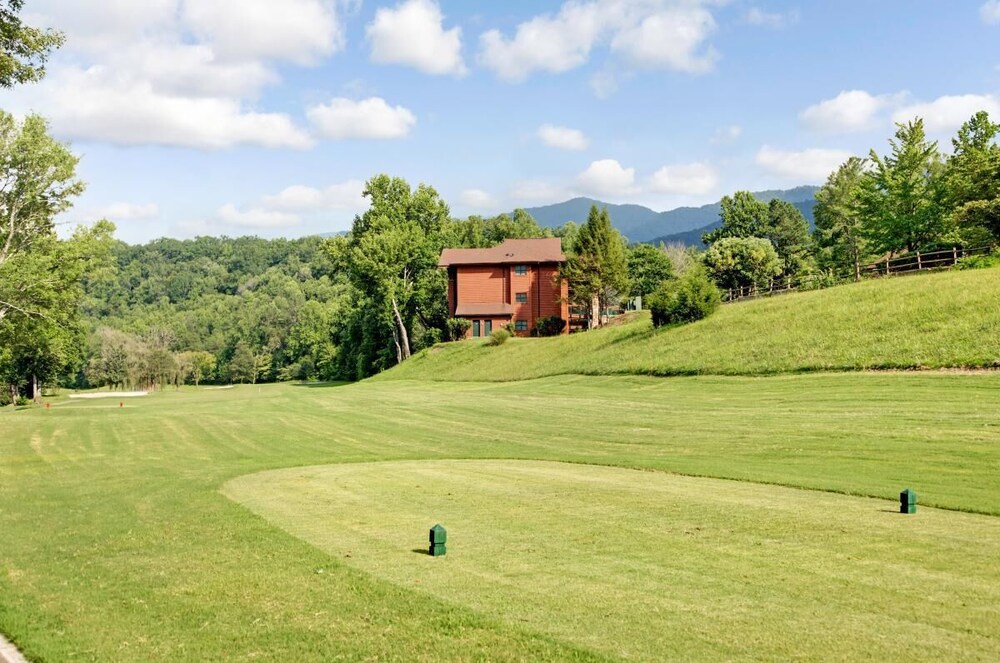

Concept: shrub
[[703, 236, 783, 291], [14, 396, 30, 407], [535, 316, 566, 337], [953, 253, 1000, 271], [446, 318, 472, 341], [487, 328, 511, 346], [647, 266, 721, 328]]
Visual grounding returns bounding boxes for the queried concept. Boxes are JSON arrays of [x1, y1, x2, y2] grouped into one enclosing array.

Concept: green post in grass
[[429, 524, 447, 556], [900, 488, 917, 514]]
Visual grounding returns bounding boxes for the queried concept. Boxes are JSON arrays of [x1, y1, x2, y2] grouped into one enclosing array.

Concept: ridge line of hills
[[518, 185, 819, 245]]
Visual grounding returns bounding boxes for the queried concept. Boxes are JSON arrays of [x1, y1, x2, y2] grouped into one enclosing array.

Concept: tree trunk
[[391, 296, 411, 360], [31, 374, 40, 403]]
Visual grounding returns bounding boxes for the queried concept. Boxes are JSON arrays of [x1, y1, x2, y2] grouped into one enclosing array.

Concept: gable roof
[[439, 238, 566, 267]]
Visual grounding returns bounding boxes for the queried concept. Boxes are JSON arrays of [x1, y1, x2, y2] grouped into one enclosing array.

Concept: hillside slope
[[379, 268, 1000, 382]]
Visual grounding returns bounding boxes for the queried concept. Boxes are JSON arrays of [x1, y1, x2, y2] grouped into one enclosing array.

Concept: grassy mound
[[382, 268, 1000, 381]]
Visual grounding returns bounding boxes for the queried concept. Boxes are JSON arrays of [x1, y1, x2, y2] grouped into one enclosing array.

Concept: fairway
[[226, 460, 1000, 661], [2, 374, 1000, 660]]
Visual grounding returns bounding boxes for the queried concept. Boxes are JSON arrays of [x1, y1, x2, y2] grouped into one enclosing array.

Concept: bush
[[534, 316, 566, 337], [446, 317, 472, 341], [487, 328, 511, 346], [647, 266, 721, 328], [14, 396, 29, 407], [953, 253, 1000, 271]]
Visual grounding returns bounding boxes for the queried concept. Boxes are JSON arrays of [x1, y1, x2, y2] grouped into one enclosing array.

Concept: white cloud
[[23, 66, 313, 149], [4, 0, 346, 149], [711, 125, 742, 145], [537, 124, 589, 150], [261, 180, 368, 213], [756, 146, 854, 182], [892, 94, 1000, 133], [216, 204, 301, 229], [800, 90, 894, 134], [745, 7, 799, 29], [982, 1, 1000, 25], [649, 163, 718, 195], [182, 0, 344, 65], [307, 97, 417, 139], [478, 0, 719, 82], [367, 0, 467, 75], [609, 7, 718, 73], [459, 189, 498, 209], [576, 159, 637, 196]]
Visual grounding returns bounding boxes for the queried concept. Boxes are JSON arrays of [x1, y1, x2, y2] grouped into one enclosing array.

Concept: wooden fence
[[724, 246, 992, 303]]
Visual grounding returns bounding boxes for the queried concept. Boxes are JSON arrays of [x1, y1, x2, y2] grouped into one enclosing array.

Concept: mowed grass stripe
[[224, 460, 1000, 662], [0, 374, 999, 660]]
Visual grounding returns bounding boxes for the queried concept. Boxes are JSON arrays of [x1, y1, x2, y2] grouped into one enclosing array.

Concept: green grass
[[2, 374, 1000, 660], [382, 268, 1000, 382], [226, 460, 1000, 662]]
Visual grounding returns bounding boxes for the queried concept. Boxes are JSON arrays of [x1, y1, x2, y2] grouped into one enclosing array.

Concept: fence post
[[917, 251, 923, 270], [885, 258, 891, 276], [953, 246, 958, 264]]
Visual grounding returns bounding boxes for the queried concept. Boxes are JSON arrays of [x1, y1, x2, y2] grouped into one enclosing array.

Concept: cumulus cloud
[[800, 90, 896, 134], [367, 0, 467, 75], [711, 125, 743, 145], [4, 0, 345, 149], [182, 0, 343, 65], [459, 189, 498, 209], [745, 7, 800, 28], [216, 204, 301, 229], [982, 1, 1000, 24], [90, 203, 161, 221], [649, 163, 718, 195], [261, 180, 368, 213], [307, 97, 417, 139], [537, 124, 589, 150], [892, 94, 1000, 133], [756, 146, 854, 182], [610, 6, 718, 73], [576, 159, 637, 196], [478, 0, 719, 82]]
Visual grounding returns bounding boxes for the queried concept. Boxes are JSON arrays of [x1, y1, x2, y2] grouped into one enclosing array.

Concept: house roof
[[455, 302, 513, 317], [439, 238, 566, 267]]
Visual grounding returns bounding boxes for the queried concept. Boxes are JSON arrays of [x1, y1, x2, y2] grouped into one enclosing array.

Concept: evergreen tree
[[943, 111, 1000, 244], [565, 205, 629, 327], [814, 157, 870, 280]]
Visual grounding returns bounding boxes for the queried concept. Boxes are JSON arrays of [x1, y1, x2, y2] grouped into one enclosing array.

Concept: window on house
[[515, 292, 528, 303], [472, 320, 480, 337], [514, 265, 527, 275], [484, 320, 492, 335], [515, 319, 528, 332]]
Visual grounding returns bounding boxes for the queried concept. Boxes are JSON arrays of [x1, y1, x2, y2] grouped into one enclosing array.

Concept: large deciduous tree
[[703, 191, 768, 244], [0, 0, 64, 87], [703, 236, 783, 292], [0, 111, 86, 323], [333, 175, 450, 376], [943, 111, 1000, 244], [627, 243, 675, 300], [861, 119, 947, 255], [814, 157, 870, 280]]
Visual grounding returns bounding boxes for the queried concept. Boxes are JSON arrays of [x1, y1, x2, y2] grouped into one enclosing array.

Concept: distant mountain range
[[520, 186, 820, 246]]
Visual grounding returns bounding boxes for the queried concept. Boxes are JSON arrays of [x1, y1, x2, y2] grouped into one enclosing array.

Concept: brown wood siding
[[457, 266, 505, 303], [537, 265, 563, 319]]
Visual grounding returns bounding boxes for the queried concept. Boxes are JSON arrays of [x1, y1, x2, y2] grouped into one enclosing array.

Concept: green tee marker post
[[429, 524, 447, 557], [900, 488, 917, 514]]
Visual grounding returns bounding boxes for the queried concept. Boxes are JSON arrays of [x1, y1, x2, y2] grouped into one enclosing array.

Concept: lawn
[[382, 267, 1000, 381], [1, 374, 999, 660]]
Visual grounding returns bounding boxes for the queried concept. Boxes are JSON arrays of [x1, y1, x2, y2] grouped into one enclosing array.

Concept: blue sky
[[5, 0, 1000, 243]]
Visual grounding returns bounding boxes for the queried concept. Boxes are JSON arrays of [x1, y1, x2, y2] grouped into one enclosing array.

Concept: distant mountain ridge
[[521, 186, 820, 246]]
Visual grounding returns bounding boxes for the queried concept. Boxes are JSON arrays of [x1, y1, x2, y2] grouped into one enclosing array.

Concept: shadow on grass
[[411, 548, 430, 556], [291, 381, 352, 389]]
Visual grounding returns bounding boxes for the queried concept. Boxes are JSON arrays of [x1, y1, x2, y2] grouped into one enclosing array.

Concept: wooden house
[[438, 238, 570, 338]]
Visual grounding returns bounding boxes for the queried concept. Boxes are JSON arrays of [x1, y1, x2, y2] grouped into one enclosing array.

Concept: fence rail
[[723, 246, 992, 303]]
